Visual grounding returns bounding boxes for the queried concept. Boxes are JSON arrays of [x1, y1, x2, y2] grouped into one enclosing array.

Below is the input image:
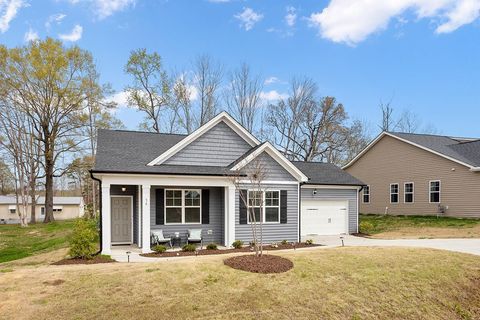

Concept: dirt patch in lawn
[[52, 255, 116, 265], [224, 254, 294, 273], [141, 243, 321, 258], [43, 279, 65, 286]]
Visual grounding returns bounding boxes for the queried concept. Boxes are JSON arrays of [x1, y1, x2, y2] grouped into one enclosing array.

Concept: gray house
[[91, 112, 363, 254]]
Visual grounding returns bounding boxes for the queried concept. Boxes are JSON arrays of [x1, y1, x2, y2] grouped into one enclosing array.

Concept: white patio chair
[[150, 230, 172, 248], [187, 229, 203, 249]]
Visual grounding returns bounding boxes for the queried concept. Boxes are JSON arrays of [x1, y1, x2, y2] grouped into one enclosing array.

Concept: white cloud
[[45, 13, 67, 30], [309, 0, 480, 46], [0, 0, 25, 33], [24, 27, 38, 42], [234, 7, 263, 31], [58, 24, 83, 42], [92, 0, 136, 19], [260, 90, 288, 102], [264, 76, 279, 85], [108, 90, 128, 109], [285, 6, 297, 27]]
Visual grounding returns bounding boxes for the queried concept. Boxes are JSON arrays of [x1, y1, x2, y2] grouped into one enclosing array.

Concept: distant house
[[0, 196, 85, 224], [344, 132, 480, 218]]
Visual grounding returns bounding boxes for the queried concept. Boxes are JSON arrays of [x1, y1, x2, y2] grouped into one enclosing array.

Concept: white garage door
[[301, 200, 348, 236]]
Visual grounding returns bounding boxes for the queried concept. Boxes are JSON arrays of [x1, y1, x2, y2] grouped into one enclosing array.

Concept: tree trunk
[[29, 177, 36, 224], [43, 144, 55, 223]]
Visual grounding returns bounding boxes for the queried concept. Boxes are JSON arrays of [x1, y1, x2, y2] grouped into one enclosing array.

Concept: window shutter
[[280, 190, 287, 224], [202, 189, 210, 224], [155, 189, 164, 225], [239, 189, 248, 225]]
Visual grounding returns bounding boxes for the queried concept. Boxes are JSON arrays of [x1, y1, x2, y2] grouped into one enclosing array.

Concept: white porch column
[[141, 184, 151, 253], [225, 185, 236, 247], [101, 183, 111, 255]]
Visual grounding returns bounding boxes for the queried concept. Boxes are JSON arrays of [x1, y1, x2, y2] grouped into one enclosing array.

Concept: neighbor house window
[[429, 181, 441, 203], [363, 186, 370, 203], [9, 207, 16, 214], [165, 189, 201, 224], [404, 182, 414, 203], [390, 184, 399, 203], [248, 190, 280, 223], [41, 207, 45, 215]]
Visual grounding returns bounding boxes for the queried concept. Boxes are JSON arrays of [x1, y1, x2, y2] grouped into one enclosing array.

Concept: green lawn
[[0, 220, 75, 263], [360, 214, 480, 238]]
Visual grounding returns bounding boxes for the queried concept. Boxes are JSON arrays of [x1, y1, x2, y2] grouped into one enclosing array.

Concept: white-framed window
[[363, 185, 370, 203], [8, 205, 16, 214], [165, 189, 201, 224], [404, 182, 414, 203], [390, 183, 399, 203], [247, 190, 280, 224], [41, 207, 45, 215], [429, 180, 441, 203]]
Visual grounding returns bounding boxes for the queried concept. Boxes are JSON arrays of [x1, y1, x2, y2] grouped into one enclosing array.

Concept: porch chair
[[187, 229, 203, 249], [150, 230, 172, 248]]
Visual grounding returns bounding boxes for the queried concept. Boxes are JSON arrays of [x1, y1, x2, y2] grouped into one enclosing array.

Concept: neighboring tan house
[[0, 196, 85, 224], [344, 131, 480, 218], [91, 112, 364, 254]]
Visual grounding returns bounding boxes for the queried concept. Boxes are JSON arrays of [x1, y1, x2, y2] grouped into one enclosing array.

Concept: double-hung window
[[363, 186, 370, 203], [404, 182, 414, 203], [247, 190, 280, 223], [390, 183, 399, 203], [165, 189, 201, 224], [429, 181, 441, 203]]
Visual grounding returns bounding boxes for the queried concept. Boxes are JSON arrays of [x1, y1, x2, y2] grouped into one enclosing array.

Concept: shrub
[[153, 245, 167, 253], [182, 244, 197, 252], [360, 221, 375, 235], [281, 240, 289, 245], [249, 241, 256, 247], [206, 243, 218, 250], [68, 218, 99, 259], [232, 240, 243, 249], [305, 239, 314, 245]]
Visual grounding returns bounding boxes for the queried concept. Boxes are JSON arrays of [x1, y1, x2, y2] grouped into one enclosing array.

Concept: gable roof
[[147, 112, 260, 166], [293, 161, 365, 186], [343, 131, 480, 171]]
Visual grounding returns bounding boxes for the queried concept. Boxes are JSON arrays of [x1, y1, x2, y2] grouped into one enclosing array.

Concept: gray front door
[[111, 196, 132, 244]]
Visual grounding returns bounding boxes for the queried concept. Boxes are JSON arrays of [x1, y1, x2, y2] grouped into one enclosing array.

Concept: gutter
[[470, 167, 480, 172], [90, 170, 102, 256]]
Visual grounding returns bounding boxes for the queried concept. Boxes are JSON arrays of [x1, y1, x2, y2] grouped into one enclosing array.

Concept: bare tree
[[379, 100, 397, 132], [225, 63, 263, 132]]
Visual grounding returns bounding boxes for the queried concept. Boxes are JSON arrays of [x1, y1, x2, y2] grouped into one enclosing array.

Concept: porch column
[[141, 184, 151, 253], [101, 183, 111, 255], [225, 185, 236, 247]]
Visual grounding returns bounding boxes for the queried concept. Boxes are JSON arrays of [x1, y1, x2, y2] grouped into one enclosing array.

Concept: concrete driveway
[[305, 235, 480, 256]]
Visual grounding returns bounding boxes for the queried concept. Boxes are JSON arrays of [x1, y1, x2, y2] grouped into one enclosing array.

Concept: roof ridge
[[390, 131, 479, 141], [99, 128, 188, 137]]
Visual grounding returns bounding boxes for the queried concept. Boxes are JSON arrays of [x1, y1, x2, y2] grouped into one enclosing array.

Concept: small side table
[[171, 235, 182, 248]]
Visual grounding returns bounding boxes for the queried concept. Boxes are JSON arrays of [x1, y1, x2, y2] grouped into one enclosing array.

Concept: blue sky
[[1, 0, 480, 137]]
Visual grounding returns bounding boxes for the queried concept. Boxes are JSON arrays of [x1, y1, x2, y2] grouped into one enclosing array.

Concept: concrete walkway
[[308, 235, 480, 256]]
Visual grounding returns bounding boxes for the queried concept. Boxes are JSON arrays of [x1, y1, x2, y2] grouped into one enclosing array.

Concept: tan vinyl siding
[[346, 135, 480, 218]]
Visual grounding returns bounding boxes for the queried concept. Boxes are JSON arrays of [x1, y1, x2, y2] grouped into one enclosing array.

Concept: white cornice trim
[[146, 112, 260, 166]]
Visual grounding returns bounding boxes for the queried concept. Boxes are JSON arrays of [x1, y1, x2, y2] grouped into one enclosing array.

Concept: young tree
[[124, 48, 170, 133], [0, 38, 100, 222], [171, 72, 195, 134]]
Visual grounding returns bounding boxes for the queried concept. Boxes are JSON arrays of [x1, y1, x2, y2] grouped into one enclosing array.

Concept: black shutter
[[239, 189, 248, 224], [280, 190, 287, 224], [155, 189, 164, 225], [202, 189, 210, 224]]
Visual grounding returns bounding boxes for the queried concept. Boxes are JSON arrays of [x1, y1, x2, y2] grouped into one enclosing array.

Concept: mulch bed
[[141, 242, 321, 258], [224, 254, 294, 274], [52, 255, 116, 265]]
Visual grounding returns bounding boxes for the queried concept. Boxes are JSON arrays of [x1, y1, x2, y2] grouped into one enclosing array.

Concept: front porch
[[100, 176, 236, 254]]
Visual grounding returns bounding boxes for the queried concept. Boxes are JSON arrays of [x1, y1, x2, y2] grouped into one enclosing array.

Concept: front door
[[111, 196, 132, 244]]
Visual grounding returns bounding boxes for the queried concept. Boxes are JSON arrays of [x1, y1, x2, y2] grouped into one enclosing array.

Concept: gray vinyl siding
[[150, 186, 225, 245], [164, 122, 252, 167], [242, 152, 296, 181], [235, 183, 299, 243], [300, 188, 358, 234], [110, 185, 139, 245]]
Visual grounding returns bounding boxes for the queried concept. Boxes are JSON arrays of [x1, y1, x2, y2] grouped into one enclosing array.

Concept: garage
[[301, 200, 349, 236]]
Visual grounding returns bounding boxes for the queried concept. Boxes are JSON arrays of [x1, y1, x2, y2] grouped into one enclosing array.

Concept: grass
[[0, 220, 75, 263], [0, 247, 479, 319], [360, 214, 480, 239]]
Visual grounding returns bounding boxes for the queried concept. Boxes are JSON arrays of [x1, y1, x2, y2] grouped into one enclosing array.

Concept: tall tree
[[124, 48, 170, 133], [0, 38, 99, 222], [0, 159, 14, 195], [225, 63, 263, 132], [171, 72, 195, 134]]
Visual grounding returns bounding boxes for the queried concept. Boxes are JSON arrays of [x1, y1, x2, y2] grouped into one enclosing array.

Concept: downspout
[[90, 171, 102, 256]]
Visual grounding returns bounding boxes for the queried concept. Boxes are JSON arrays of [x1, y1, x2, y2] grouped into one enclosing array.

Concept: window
[[41, 207, 45, 215], [363, 186, 370, 203], [247, 190, 280, 223], [429, 181, 441, 203], [9, 208, 16, 214], [390, 184, 399, 203], [165, 189, 201, 224], [404, 182, 414, 203]]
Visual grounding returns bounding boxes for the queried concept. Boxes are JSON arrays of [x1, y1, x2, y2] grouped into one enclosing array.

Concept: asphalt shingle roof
[[292, 161, 365, 186]]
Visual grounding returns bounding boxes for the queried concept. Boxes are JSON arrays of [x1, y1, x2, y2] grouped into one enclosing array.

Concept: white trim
[[141, 184, 152, 253], [238, 180, 299, 185], [101, 183, 111, 255], [137, 185, 141, 246], [110, 195, 134, 245], [356, 189, 359, 234], [147, 112, 260, 166], [389, 183, 399, 204], [429, 180, 441, 204], [301, 185, 362, 190], [164, 189, 202, 225], [362, 185, 370, 204], [230, 142, 308, 182], [343, 131, 479, 170], [404, 182, 414, 204]]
